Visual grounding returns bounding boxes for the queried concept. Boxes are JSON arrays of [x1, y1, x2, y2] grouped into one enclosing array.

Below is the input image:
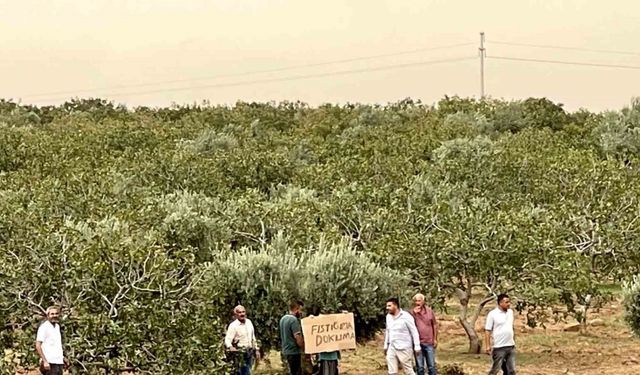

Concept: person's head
[[497, 294, 511, 311], [289, 300, 304, 318], [46, 306, 60, 324], [412, 293, 425, 308], [234, 305, 247, 322], [386, 297, 400, 315]]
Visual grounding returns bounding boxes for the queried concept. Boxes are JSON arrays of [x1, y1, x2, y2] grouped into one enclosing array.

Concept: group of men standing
[[225, 300, 340, 375], [222, 300, 324, 375], [383, 293, 516, 375], [223, 294, 515, 375], [32, 295, 514, 375]]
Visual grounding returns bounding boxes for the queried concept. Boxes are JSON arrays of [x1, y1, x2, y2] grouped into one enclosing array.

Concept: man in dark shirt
[[279, 300, 305, 375], [409, 293, 438, 375]]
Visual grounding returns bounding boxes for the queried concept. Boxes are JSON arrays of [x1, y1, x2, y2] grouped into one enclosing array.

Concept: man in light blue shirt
[[383, 297, 421, 375]]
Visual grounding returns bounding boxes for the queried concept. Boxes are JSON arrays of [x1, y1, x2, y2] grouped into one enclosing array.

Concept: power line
[[31, 56, 476, 103], [21, 42, 474, 100], [489, 55, 640, 70], [489, 40, 640, 57], [479, 32, 486, 98]]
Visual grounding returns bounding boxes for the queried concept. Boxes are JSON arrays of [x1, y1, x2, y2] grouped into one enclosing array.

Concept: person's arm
[[224, 323, 236, 350], [407, 316, 421, 353], [292, 319, 304, 350], [35, 325, 49, 370], [35, 341, 49, 370], [294, 332, 304, 349], [484, 330, 492, 354], [511, 310, 516, 344], [383, 316, 390, 353], [484, 312, 494, 354]]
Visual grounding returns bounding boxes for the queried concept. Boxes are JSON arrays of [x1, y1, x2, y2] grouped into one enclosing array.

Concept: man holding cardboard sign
[[279, 300, 305, 375]]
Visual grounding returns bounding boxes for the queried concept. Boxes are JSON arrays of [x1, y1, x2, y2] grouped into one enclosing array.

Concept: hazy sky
[[1, 0, 639, 111]]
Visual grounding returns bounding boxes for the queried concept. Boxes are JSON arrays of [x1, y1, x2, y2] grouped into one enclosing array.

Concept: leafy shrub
[[438, 363, 467, 375], [187, 128, 239, 154], [592, 100, 640, 160], [522, 97, 570, 131], [196, 238, 409, 352], [623, 275, 640, 336], [488, 101, 530, 133], [157, 190, 237, 258], [0, 216, 229, 374]]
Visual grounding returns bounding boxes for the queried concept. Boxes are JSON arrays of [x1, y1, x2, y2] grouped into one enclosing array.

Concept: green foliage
[[186, 129, 239, 154], [1, 96, 639, 372], [623, 275, 640, 336], [488, 101, 530, 133], [197, 238, 409, 352], [592, 99, 640, 160], [521, 97, 571, 130], [157, 190, 237, 258]]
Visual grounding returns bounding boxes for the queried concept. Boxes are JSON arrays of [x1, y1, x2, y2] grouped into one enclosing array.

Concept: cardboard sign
[[301, 313, 356, 354]]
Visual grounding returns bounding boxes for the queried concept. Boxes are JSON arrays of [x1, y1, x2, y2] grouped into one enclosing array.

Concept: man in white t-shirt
[[225, 305, 260, 375], [484, 294, 516, 375], [35, 306, 69, 375]]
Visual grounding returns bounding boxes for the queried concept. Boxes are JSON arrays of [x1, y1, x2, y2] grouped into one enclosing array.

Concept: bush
[[0, 216, 230, 375], [157, 190, 237, 258], [0, 96, 637, 374], [488, 101, 530, 133], [623, 275, 640, 336], [196, 238, 410, 352], [522, 97, 570, 131], [592, 106, 640, 160], [187, 129, 239, 154], [438, 363, 467, 375]]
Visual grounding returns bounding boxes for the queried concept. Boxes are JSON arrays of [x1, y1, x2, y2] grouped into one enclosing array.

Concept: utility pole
[[479, 32, 486, 99]]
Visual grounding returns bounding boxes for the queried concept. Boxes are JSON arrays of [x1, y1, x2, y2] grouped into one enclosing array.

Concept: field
[[3, 97, 640, 374], [257, 296, 640, 375]]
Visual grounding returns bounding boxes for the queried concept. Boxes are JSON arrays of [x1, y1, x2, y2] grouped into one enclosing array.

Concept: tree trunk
[[453, 281, 495, 355], [460, 318, 482, 354], [455, 286, 484, 354]]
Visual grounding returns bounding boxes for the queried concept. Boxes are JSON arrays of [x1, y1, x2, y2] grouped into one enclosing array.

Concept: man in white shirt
[[35, 306, 69, 375], [484, 294, 516, 375], [225, 305, 260, 375], [383, 297, 421, 375]]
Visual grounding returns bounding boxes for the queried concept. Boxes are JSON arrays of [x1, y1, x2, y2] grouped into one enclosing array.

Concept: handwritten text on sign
[[301, 313, 356, 354]]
